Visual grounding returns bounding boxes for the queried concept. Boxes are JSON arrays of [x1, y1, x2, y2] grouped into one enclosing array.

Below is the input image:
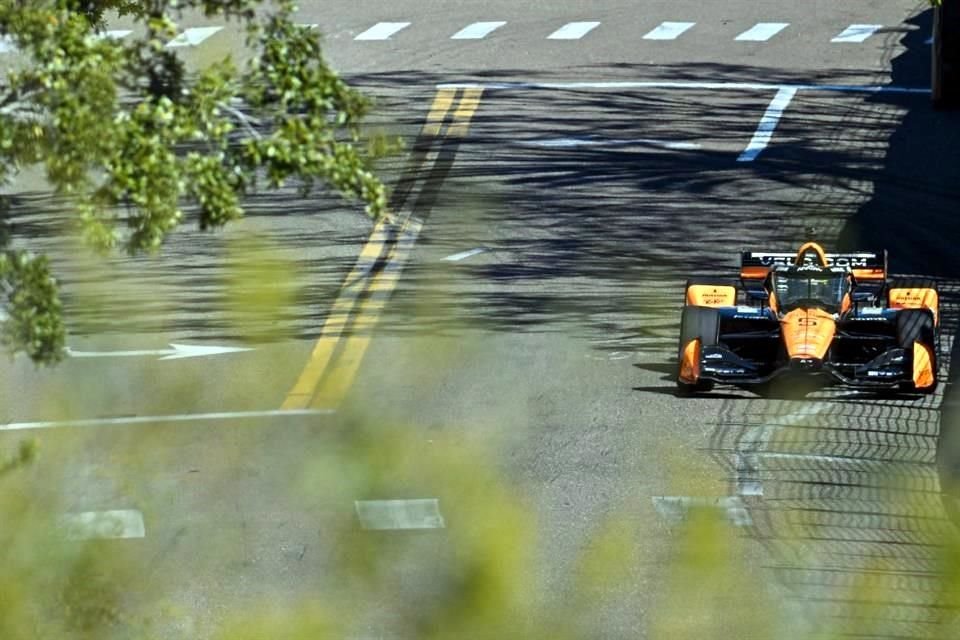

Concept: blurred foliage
[[0, 249, 65, 362], [3, 236, 960, 639], [2, 5, 960, 636], [0, 0, 395, 364]]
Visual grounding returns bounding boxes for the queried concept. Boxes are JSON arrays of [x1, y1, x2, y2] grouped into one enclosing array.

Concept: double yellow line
[[281, 86, 483, 410]]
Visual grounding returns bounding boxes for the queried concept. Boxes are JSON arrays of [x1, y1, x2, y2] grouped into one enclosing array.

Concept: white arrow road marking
[[451, 21, 506, 40], [736, 23, 789, 42], [737, 86, 797, 162], [66, 343, 253, 360], [443, 248, 487, 262], [1, 408, 334, 432], [831, 24, 883, 43], [355, 22, 410, 40], [548, 22, 601, 40], [644, 22, 696, 40], [166, 26, 223, 47], [61, 509, 145, 540], [355, 499, 446, 530]]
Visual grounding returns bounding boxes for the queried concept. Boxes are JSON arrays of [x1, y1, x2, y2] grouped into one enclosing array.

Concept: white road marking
[[735, 451, 763, 496], [518, 136, 700, 150], [166, 26, 223, 47], [451, 21, 506, 40], [61, 509, 145, 540], [643, 22, 696, 40], [831, 24, 883, 43], [443, 248, 486, 262], [733, 403, 833, 500], [735, 22, 789, 42], [652, 496, 752, 527], [355, 499, 445, 530], [758, 452, 883, 465], [354, 22, 410, 41], [66, 343, 254, 361], [1, 409, 334, 432], [436, 80, 930, 95], [737, 86, 797, 162], [547, 22, 601, 40], [92, 30, 132, 40]]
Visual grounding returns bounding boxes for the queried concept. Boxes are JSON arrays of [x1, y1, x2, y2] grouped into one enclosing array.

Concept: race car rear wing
[[740, 250, 888, 281], [738, 249, 888, 303]]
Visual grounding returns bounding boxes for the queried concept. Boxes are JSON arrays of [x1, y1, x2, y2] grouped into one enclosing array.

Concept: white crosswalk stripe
[[354, 21, 410, 41], [166, 26, 223, 47], [92, 30, 133, 41], [451, 21, 506, 40], [644, 21, 696, 40], [831, 24, 883, 43], [547, 21, 601, 40], [735, 22, 789, 42], [61, 509, 146, 540], [0, 20, 900, 56]]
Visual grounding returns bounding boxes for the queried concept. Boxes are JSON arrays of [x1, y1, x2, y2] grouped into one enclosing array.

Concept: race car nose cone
[[790, 357, 822, 371]]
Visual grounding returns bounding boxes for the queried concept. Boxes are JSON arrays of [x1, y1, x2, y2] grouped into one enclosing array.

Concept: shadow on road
[[696, 9, 960, 638]]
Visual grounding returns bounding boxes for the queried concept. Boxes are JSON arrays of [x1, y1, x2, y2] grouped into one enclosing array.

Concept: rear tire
[[897, 309, 938, 394], [677, 306, 720, 395]]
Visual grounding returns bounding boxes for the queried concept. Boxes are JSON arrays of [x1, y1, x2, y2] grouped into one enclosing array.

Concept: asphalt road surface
[[3, 1, 960, 638]]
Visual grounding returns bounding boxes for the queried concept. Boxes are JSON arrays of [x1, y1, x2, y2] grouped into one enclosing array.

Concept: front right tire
[[896, 308, 938, 394]]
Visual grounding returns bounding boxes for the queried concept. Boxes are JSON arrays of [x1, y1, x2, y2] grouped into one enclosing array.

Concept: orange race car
[[677, 242, 940, 395]]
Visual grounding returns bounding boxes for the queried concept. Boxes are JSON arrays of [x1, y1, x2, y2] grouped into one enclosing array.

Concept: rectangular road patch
[[166, 27, 223, 48], [91, 30, 132, 41], [355, 499, 445, 530], [831, 24, 882, 43], [355, 22, 411, 41], [61, 509, 146, 540], [643, 22, 696, 40], [548, 22, 601, 40], [735, 23, 789, 42], [452, 21, 506, 40]]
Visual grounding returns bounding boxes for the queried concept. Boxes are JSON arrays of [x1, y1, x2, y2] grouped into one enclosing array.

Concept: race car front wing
[[697, 345, 918, 389]]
